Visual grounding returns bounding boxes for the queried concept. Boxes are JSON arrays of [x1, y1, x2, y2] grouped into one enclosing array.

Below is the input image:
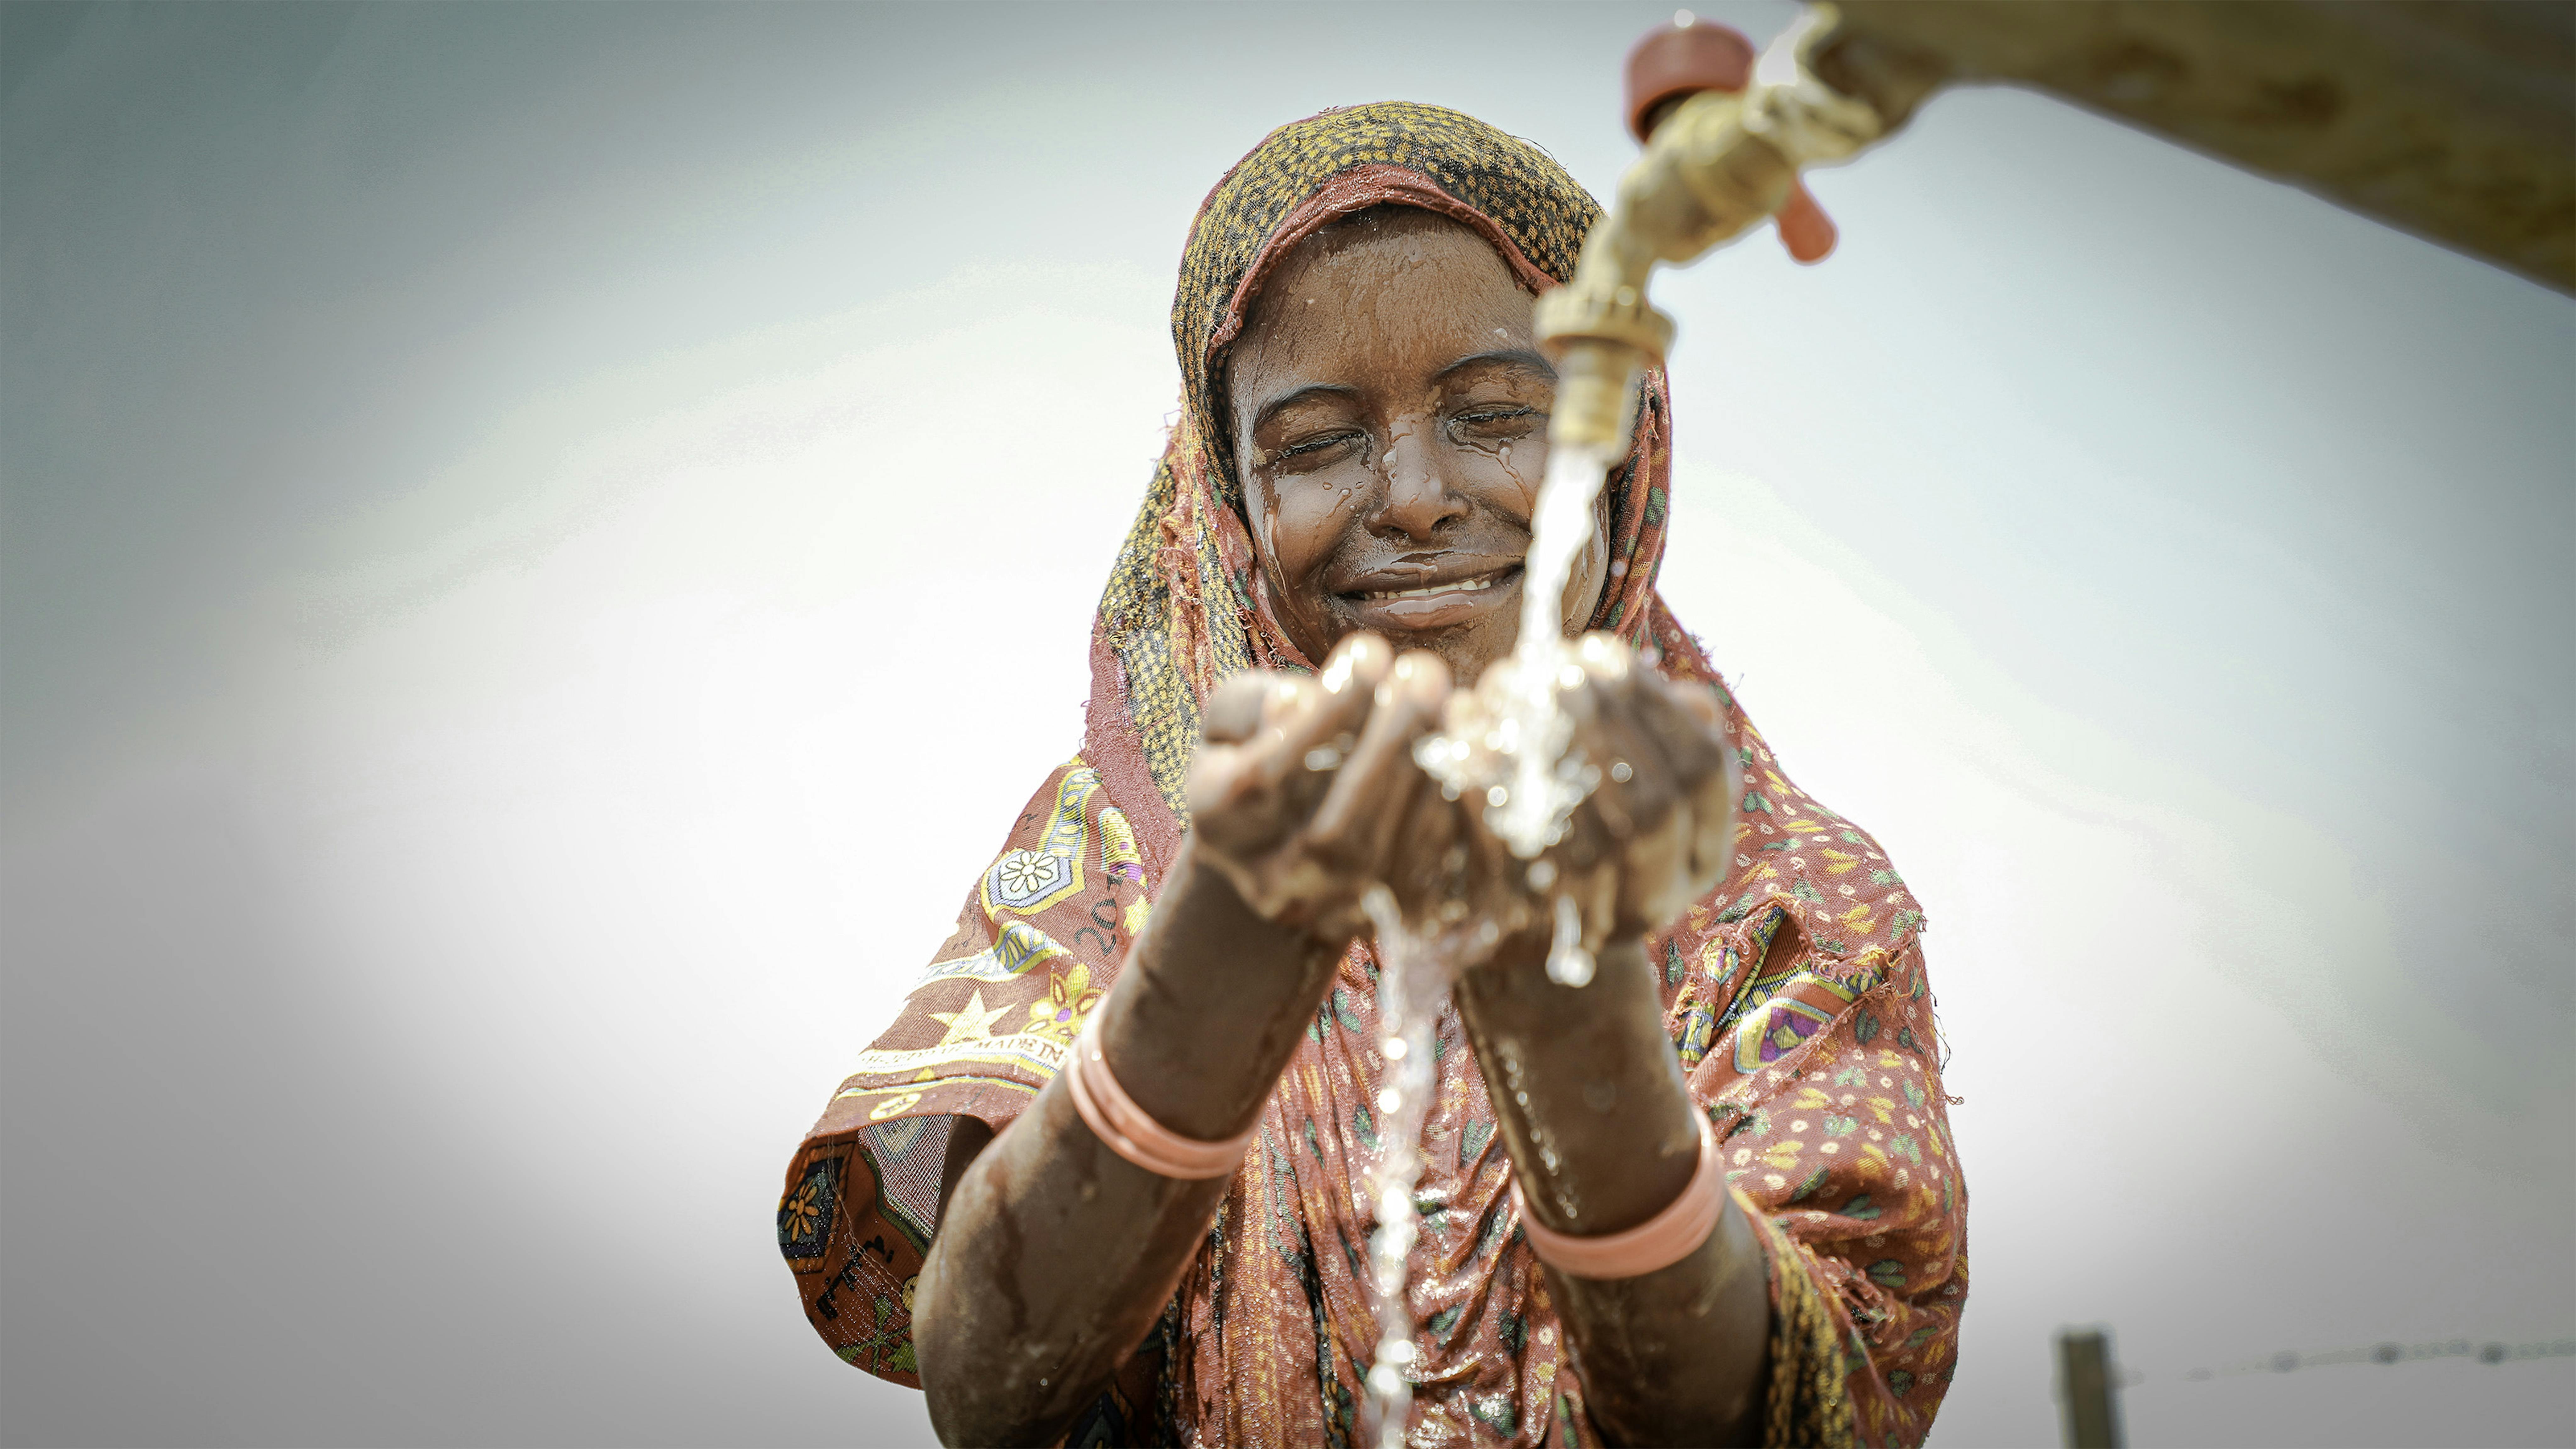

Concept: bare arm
[[1456, 936, 1768, 1446], [913, 638, 1449, 1446], [1448, 641, 1768, 1446], [917, 633, 1767, 1445], [913, 847, 1334, 1445]]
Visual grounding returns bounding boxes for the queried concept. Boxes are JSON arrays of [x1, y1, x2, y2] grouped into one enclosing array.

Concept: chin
[[1430, 627, 1514, 689]]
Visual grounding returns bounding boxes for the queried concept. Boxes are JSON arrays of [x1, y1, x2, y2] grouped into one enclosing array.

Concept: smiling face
[[1227, 208, 1610, 685]]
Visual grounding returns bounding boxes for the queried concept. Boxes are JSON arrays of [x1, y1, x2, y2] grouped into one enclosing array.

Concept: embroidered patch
[[981, 769, 1098, 917], [778, 1155, 841, 1263]]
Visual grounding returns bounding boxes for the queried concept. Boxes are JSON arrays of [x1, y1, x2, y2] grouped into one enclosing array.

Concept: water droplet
[[1546, 893, 1596, 987]]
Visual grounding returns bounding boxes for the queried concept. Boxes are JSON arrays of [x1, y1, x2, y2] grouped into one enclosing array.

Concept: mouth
[[1337, 561, 1522, 632], [1358, 573, 1504, 602]]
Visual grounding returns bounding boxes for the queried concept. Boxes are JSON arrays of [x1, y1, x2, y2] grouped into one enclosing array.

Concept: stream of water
[[1360, 439, 1618, 1446]]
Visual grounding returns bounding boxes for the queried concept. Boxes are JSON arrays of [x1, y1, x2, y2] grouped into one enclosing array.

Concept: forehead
[[1233, 212, 1534, 381]]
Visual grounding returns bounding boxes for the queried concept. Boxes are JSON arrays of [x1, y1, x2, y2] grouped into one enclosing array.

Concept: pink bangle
[[1513, 1112, 1723, 1279], [1061, 1014, 1257, 1181]]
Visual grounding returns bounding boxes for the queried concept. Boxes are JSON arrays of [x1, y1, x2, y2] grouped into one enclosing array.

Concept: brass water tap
[[1537, 0, 2576, 443], [1536, 5, 1890, 453]]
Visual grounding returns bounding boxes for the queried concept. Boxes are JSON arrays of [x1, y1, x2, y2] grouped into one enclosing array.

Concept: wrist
[[1095, 845, 1344, 1139], [1455, 936, 1701, 1235], [1458, 924, 1650, 1030]]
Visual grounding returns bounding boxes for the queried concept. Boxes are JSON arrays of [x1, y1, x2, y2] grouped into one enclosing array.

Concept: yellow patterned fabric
[[779, 103, 1964, 1448]]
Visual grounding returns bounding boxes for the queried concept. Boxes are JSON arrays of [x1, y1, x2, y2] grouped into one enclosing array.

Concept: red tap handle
[[1622, 17, 1837, 264], [1624, 18, 1753, 143]]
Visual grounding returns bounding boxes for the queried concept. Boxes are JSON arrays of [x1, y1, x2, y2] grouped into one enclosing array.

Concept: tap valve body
[[1535, 5, 1888, 452]]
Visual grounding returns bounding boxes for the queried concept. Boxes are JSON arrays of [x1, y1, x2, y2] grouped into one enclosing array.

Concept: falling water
[[1360, 443, 1622, 1445], [1356, 885, 1462, 1449]]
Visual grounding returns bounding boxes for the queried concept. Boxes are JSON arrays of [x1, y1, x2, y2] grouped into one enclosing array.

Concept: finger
[[1579, 661, 1706, 933], [1574, 635, 1687, 823], [1311, 650, 1450, 870], [1255, 634, 1392, 795], [1560, 669, 1658, 852], [1683, 760, 1740, 893], [1386, 756, 1470, 917], [1625, 668, 1731, 792], [1645, 679, 1738, 897], [1775, 178, 1836, 264], [1202, 671, 1276, 746]]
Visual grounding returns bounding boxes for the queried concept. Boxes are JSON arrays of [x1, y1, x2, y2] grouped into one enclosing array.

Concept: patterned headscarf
[[1083, 101, 1711, 847], [780, 103, 1965, 1449]]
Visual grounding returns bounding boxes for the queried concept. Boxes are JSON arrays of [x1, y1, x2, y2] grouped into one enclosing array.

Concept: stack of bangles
[[1063, 1015, 1727, 1278]]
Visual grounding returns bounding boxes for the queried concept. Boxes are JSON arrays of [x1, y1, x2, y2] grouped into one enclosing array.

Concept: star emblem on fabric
[[929, 988, 1009, 1046], [1124, 897, 1152, 936]]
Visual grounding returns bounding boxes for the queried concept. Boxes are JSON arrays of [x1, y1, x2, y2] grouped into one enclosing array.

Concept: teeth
[[1364, 575, 1496, 602]]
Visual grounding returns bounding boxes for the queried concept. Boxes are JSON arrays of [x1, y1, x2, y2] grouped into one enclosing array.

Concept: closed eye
[[1271, 430, 1366, 466], [1449, 406, 1543, 443]]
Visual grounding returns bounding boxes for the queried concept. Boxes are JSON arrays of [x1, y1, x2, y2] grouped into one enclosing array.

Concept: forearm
[[1455, 935, 1769, 1446], [914, 847, 1341, 1446]]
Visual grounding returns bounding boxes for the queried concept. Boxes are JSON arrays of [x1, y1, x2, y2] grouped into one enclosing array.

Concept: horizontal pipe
[[1820, 0, 2576, 292]]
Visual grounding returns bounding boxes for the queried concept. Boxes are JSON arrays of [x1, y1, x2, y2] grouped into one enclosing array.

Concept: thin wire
[[2119, 1336, 2576, 1387]]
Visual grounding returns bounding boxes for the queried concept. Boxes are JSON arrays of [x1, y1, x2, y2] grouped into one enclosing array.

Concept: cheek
[[1505, 435, 1550, 517], [1453, 431, 1548, 523], [1250, 475, 1360, 594]]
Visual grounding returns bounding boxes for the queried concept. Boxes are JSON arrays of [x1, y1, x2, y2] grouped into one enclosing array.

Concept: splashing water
[[1413, 440, 1619, 986], [1414, 441, 1615, 862]]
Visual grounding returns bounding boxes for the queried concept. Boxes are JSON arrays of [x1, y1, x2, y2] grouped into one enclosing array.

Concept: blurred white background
[[4, 3, 2568, 1445]]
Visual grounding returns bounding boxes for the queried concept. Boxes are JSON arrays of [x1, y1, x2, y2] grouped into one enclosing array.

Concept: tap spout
[[1535, 4, 1889, 454]]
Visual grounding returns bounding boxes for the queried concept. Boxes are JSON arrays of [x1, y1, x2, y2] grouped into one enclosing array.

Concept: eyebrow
[[1434, 347, 1558, 384]]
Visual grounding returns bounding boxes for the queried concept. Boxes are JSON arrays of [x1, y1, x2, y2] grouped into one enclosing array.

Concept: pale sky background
[[3, 3, 2570, 1446]]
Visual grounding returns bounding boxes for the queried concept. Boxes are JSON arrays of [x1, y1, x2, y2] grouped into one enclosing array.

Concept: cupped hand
[[1456, 633, 1740, 949], [1186, 634, 1457, 945]]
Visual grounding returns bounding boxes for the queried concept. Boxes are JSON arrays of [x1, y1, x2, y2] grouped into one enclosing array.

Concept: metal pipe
[[1822, 1, 2575, 295], [1535, 1, 2572, 459]]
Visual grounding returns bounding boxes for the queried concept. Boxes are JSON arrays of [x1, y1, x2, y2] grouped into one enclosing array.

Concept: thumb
[[1774, 178, 1837, 264]]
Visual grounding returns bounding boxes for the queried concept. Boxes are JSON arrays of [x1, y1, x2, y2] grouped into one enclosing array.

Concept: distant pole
[[2057, 1328, 2123, 1449]]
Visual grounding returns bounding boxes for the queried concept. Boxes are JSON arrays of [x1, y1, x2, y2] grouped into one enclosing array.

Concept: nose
[[1370, 414, 1468, 542]]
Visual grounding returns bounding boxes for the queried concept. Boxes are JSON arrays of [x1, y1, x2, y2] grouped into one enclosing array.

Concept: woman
[[777, 101, 1964, 1448]]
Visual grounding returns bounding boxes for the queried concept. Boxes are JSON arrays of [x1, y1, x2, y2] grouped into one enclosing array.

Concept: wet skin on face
[[1228, 208, 1611, 685]]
